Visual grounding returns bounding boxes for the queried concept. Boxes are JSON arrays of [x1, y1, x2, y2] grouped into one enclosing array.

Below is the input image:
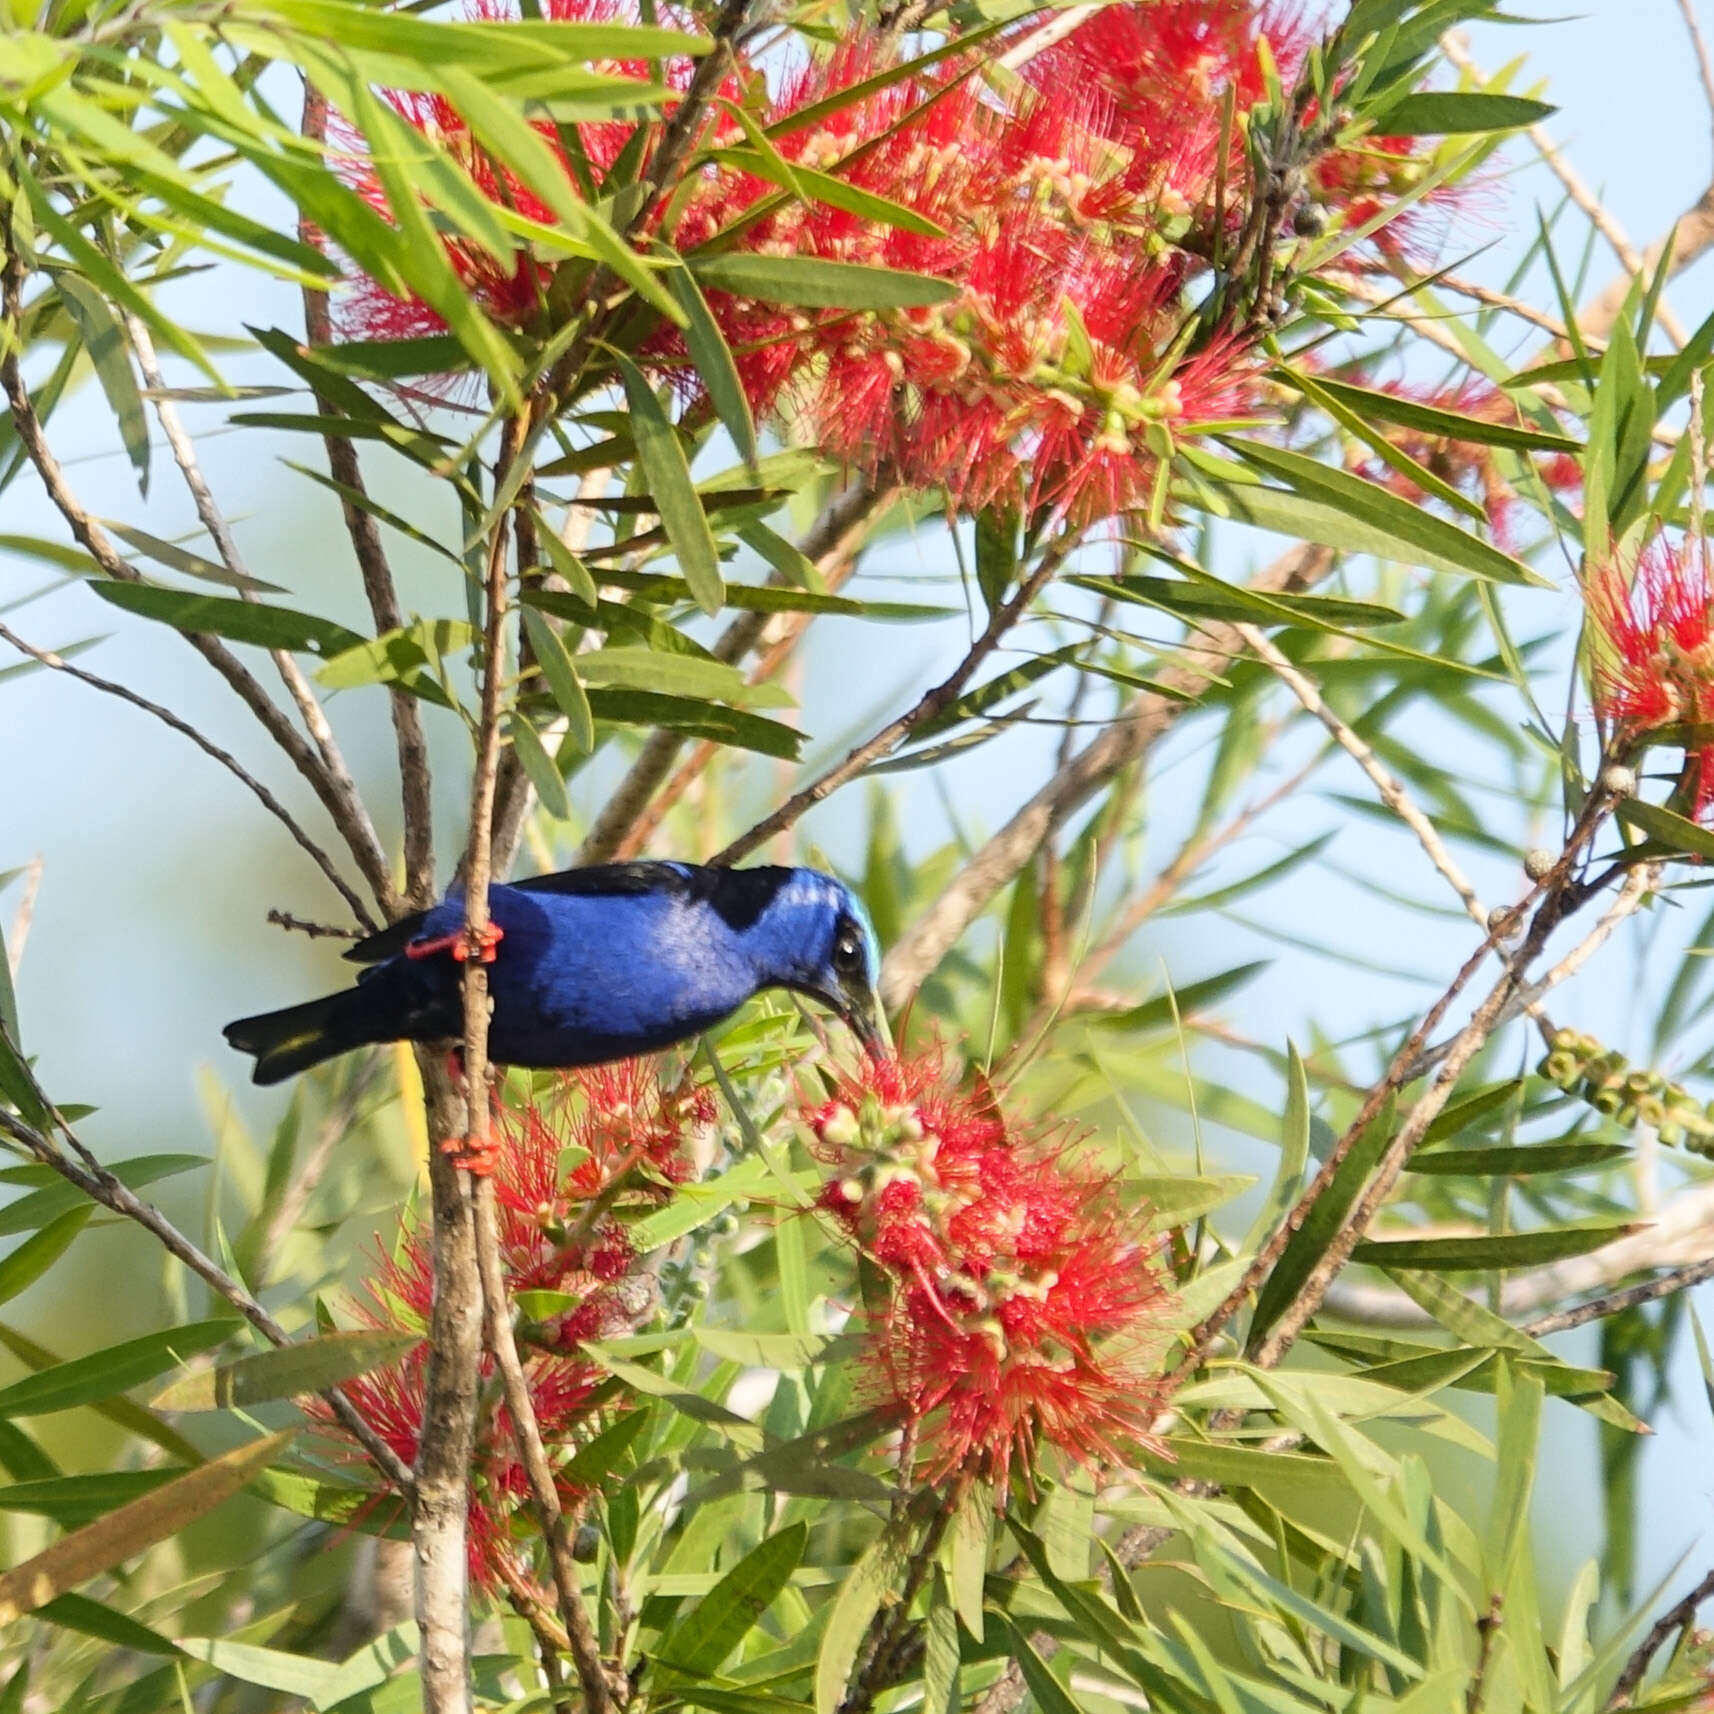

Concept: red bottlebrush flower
[[333, 0, 753, 343], [1586, 538, 1714, 817], [806, 1049, 1172, 1497], [1340, 379, 1582, 547], [322, 1062, 705, 1590]]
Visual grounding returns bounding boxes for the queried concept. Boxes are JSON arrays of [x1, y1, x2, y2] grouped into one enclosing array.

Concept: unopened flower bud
[[1524, 849, 1556, 881], [1601, 764, 1638, 798]]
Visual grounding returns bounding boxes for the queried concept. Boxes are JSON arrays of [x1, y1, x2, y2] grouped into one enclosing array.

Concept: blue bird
[[223, 862, 885, 1086]]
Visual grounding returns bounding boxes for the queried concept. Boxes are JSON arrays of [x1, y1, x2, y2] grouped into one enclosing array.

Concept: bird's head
[[724, 867, 887, 1056]]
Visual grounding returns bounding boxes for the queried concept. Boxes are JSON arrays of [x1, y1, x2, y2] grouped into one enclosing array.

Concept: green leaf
[[0, 1153, 206, 1237], [151, 1331, 420, 1412], [667, 263, 760, 477], [0, 1208, 90, 1308], [174, 1636, 345, 1704], [689, 253, 959, 310], [1094, 961, 1268, 1034], [1072, 570, 1405, 631], [0, 1432, 292, 1625], [658, 1523, 807, 1677], [992, 1618, 1081, 1714], [815, 1521, 910, 1714], [520, 609, 594, 754], [1243, 1045, 1316, 1258], [101, 523, 283, 593], [0, 1471, 179, 1528], [1351, 1220, 1641, 1270], [1485, 1362, 1543, 1585], [1249, 1097, 1395, 1351], [588, 689, 801, 758], [37, 1591, 182, 1656], [508, 713, 573, 821], [615, 352, 723, 616], [573, 646, 756, 704], [1374, 91, 1554, 134], [1616, 799, 1714, 864], [1279, 374, 1579, 453], [54, 276, 150, 495], [947, 1479, 991, 1641], [1185, 448, 1548, 587], [0, 1319, 232, 1418], [562, 1408, 652, 1486], [89, 583, 363, 658], [1407, 1142, 1630, 1175]]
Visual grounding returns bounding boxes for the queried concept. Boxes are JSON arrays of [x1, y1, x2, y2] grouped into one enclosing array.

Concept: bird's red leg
[[406, 922, 505, 964], [439, 1059, 504, 1175]]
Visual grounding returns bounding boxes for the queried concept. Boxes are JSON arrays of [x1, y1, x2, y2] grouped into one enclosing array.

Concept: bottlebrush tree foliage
[[7, 0, 1714, 1710]]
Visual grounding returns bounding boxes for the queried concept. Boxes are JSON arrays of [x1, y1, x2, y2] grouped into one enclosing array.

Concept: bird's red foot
[[440, 1131, 501, 1176], [406, 922, 505, 964]]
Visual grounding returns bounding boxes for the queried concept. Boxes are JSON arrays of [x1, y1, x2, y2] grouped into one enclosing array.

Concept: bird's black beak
[[834, 982, 890, 1058]]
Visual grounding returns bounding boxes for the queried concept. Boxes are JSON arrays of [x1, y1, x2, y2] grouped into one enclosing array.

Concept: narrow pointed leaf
[[615, 353, 723, 615], [0, 1432, 292, 1624]]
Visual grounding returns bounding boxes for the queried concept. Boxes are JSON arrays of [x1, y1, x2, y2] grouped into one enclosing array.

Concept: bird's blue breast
[[406, 884, 758, 1066]]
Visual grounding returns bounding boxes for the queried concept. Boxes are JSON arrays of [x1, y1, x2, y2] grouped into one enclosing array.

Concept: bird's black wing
[[511, 860, 694, 898], [517, 861, 794, 931], [343, 911, 430, 965]]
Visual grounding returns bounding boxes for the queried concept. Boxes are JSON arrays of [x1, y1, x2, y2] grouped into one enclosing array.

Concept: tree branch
[[579, 481, 888, 865], [0, 1104, 413, 1492], [123, 311, 394, 914], [300, 81, 435, 909], [715, 548, 1065, 866], [473, 1187, 616, 1714], [0, 621, 374, 929], [1609, 1565, 1714, 1705], [0, 251, 397, 918], [879, 544, 1334, 1009]]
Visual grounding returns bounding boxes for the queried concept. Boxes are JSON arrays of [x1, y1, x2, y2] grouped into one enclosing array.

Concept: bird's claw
[[406, 922, 505, 964], [440, 1131, 501, 1176]]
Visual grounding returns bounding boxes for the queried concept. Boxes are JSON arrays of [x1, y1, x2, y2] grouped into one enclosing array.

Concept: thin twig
[[414, 418, 534, 1714], [0, 1105, 414, 1492], [1676, 0, 1714, 158], [1523, 1253, 1714, 1337], [716, 549, 1066, 865], [122, 311, 393, 916], [301, 82, 436, 909], [0, 251, 392, 924], [473, 1187, 617, 1714], [879, 543, 1334, 1009], [1440, 32, 1689, 348], [1244, 812, 1629, 1370], [1236, 623, 1488, 931], [0, 621, 374, 928], [1609, 1565, 1714, 1705], [580, 482, 887, 865]]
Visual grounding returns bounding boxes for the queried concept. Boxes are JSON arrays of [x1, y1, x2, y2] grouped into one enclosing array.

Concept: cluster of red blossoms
[[329, 1063, 710, 1589], [1344, 380, 1583, 548], [804, 1050, 1172, 1497], [1585, 537, 1714, 818], [338, 0, 1462, 528]]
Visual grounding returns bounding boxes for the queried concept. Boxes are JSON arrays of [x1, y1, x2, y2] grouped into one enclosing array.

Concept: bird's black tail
[[223, 990, 389, 1086]]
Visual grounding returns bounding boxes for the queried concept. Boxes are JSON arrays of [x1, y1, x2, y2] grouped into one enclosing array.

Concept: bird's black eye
[[831, 918, 865, 977]]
